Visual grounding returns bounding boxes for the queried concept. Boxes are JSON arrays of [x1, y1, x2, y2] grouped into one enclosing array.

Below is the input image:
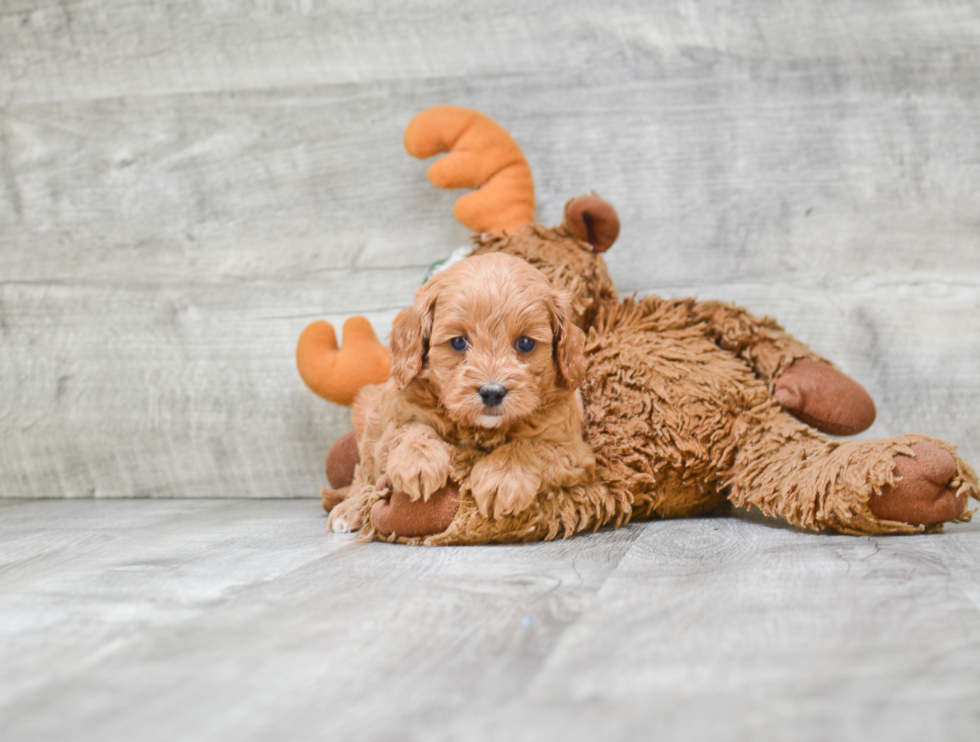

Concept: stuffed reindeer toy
[[297, 106, 978, 545]]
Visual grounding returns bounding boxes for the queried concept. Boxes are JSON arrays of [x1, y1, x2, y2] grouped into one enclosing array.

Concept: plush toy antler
[[296, 317, 391, 407], [297, 107, 535, 406], [404, 105, 536, 234]]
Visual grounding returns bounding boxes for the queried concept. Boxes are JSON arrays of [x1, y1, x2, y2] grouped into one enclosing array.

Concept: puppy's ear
[[390, 283, 439, 389], [551, 291, 587, 388]]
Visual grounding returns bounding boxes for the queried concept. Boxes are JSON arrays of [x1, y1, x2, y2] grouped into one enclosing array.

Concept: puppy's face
[[390, 253, 586, 430]]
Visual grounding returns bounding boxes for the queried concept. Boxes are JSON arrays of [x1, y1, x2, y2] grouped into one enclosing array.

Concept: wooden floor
[[2, 498, 979, 741]]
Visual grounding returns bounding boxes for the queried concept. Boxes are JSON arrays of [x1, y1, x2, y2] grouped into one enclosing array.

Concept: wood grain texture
[[1, 499, 978, 741], [0, 499, 642, 740], [436, 515, 980, 741], [1, 1, 979, 498], [2, 1, 979, 103]]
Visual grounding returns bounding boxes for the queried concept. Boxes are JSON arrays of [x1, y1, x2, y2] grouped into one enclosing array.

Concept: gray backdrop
[[2, 0, 978, 499]]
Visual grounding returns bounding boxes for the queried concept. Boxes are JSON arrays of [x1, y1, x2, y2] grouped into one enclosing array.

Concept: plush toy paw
[[326, 431, 360, 489], [328, 495, 364, 533], [386, 436, 452, 501], [774, 359, 876, 436], [371, 478, 461, 538], [470, 454, 542, 519], [869, 443, 969, 526]]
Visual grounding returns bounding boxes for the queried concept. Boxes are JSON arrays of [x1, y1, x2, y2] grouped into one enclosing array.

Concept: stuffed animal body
[[303, 107, 979, 545]]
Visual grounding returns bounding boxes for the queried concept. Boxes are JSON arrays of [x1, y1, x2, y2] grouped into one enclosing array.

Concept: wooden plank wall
[[2, 0, 978, 499]]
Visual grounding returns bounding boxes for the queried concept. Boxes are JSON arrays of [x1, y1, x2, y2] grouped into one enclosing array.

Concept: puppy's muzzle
[[478, 384, 507, 408]]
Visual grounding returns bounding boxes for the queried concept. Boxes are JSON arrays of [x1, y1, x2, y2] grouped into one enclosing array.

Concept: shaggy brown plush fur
[[580, 295, 976, 535], [469, 223, 617, 332], [340, 198, 978, 544]]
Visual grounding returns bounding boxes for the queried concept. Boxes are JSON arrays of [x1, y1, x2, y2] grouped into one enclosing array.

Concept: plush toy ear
[[551, 291, 587, 389], [562, 195, 620, 253], [389, 286, 439, 389]]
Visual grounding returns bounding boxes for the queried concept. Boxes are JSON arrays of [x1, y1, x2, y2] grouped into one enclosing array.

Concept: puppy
[[328, 252, 595, 531]]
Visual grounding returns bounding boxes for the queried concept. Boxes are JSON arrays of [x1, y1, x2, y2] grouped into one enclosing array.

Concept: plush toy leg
[[689, 301, 876, 435], [326, 431, 359, 489], [727, 405, 978, 534], [371, 482, 462, 538], [320, 431, 362, 514], [693, 300, 825, 385], [358, 471, 628, 546], [773, 359, 876, 436]]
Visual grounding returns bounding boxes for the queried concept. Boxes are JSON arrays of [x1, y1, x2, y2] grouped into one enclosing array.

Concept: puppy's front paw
[[387, 437, 452, 501], [470, 456, 542, 519], [328, 497, 363, 533]]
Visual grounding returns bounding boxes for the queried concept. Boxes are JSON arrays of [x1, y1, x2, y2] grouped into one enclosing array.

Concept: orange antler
[[296, 317, 391, 406], [404, 106, 536, 234]]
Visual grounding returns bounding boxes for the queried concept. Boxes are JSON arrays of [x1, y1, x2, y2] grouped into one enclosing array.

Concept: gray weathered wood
[[3, 1, 979, 104], [0, 499, 642, 740], [1, 499, 978, 741], [435, 515, 980, 741], [1, 1, 979, 499]]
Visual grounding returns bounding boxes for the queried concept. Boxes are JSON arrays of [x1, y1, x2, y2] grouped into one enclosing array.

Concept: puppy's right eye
[[449, 337, 468, 352], [515, 337, 536, 353]]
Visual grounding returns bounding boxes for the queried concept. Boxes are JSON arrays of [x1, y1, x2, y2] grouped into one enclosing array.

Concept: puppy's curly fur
[[326, 252, 595, 531]]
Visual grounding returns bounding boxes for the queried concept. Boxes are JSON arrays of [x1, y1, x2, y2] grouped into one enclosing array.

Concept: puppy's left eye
[[515, 337, 536, 353], [449, 337, 468, 352]]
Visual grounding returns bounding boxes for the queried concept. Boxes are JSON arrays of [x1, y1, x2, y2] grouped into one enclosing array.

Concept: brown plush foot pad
[[326, 431, 360, 489], [372, 483, 461, 538], [774, 359, 876, 436], [869, 443, 966, 527]]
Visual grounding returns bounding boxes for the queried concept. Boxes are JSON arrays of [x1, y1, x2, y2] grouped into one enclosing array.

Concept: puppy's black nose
[[479, 384, 507, 407]]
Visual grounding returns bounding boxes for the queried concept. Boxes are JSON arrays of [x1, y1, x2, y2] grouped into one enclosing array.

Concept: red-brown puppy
[[329, 252, 594, 531]]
